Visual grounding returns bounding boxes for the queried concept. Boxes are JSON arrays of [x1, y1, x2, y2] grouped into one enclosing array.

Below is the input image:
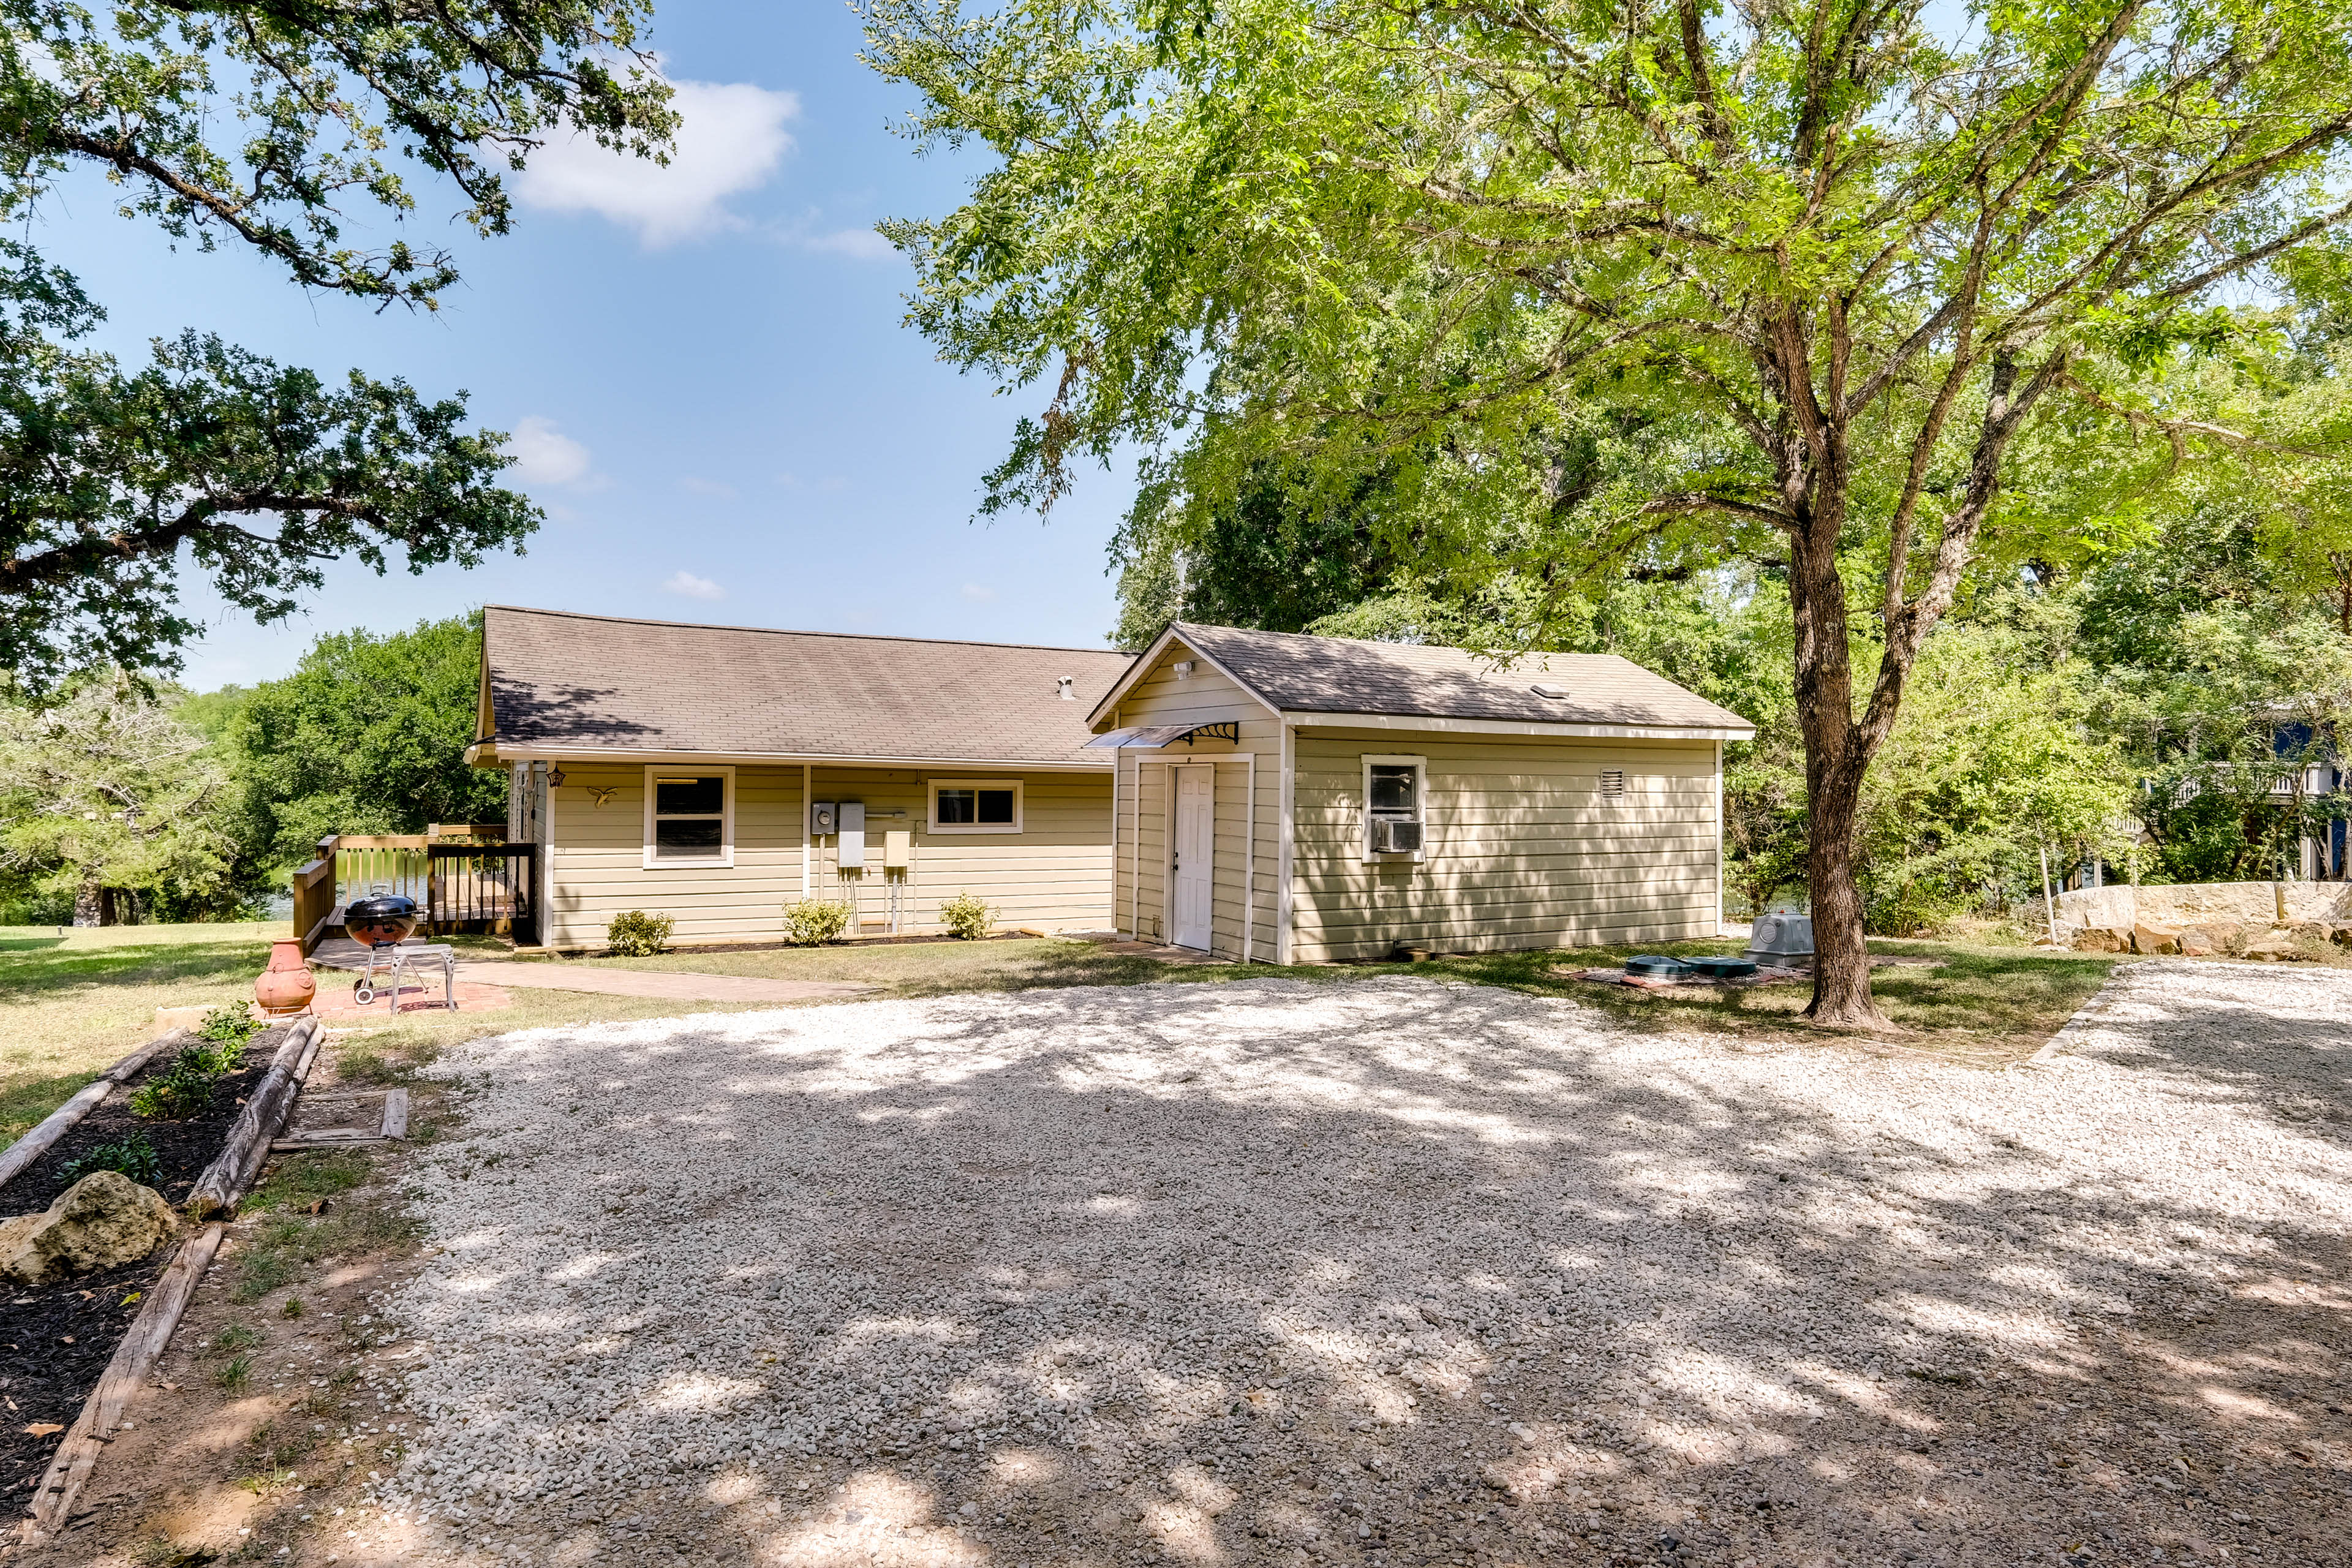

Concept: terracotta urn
[[254, 939, 317, 1017]]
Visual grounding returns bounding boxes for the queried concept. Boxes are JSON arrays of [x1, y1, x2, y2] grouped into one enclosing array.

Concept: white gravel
[[368, 963, 2352, 1566]]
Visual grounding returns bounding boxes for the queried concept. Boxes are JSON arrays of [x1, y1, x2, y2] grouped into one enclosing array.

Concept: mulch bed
[[0, 1027, 285, 1512]]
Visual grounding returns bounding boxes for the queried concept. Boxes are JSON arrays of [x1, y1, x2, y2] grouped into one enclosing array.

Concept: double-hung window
[[644, 766, 733, 867], [929, 778, 1023, 834]]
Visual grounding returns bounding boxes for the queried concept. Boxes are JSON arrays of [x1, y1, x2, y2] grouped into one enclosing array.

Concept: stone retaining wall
[[2053, 880, 2352, 933]]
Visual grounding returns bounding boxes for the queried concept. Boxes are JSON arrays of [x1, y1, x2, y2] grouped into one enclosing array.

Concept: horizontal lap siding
[[1289, 729, 1721, 962], [549, 763, 1110, 948], [1107, 638, 1281, 959]]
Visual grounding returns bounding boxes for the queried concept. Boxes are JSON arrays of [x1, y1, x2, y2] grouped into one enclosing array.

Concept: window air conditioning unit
[[1372, 818, 1423, 854]]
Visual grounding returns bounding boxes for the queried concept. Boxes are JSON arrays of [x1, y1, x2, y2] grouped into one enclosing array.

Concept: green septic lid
[[1625, 955, 1689, 979], [1687, 956, 1758, 979]]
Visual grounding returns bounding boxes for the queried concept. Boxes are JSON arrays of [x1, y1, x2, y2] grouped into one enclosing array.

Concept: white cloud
[[959, 583, 997, 602], [804, 226, 894, 262], [663, 570, 726, 601], [518, 78, 799, 247], [679, 476, 738, 499], [506, 416, 594, 487]]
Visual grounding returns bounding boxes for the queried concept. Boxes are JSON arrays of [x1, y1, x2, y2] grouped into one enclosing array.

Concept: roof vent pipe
[[1057, 676, 1076, 701]]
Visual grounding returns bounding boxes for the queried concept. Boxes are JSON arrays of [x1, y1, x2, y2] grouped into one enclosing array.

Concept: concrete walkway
[[307, 937, 876, 1004]]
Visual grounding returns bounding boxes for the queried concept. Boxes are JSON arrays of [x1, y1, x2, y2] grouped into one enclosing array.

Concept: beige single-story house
[[466, 606, 1135, 949], [465, 606, 1752, 957]]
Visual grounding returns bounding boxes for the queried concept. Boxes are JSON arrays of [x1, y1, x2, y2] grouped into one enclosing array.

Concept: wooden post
[[2038, 843, 2059, 946]]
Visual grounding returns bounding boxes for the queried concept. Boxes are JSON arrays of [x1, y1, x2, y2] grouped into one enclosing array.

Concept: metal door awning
[[1085, 721, 1240, 749]]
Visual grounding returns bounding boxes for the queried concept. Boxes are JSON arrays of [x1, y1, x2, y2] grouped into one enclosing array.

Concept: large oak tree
[[0, 0, 675, 683], [864, 0, 2352, 1023]]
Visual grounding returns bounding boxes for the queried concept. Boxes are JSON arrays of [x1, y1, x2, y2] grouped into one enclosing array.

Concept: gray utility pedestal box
[[1746, 911, 1815, 968]]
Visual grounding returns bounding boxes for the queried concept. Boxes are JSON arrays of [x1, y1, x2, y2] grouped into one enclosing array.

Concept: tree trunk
[[72, 875, 102, 927], [1785, 502, 1893, 1029]]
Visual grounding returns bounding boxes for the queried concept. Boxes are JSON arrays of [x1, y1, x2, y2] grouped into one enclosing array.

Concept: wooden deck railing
[[293, 826, 537, 953]]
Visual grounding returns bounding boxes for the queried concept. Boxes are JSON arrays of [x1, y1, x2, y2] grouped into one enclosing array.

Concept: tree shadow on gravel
[[386, 971, 2352, 1568]]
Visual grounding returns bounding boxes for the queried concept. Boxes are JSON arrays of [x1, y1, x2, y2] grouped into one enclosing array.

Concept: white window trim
[[929, 777, 1025, 835], [1360, 753, 1427, 863], [643, 764, 734, 869]]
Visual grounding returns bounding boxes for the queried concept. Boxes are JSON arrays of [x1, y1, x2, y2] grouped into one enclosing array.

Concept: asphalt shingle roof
[[481, 606, 1134, 765], [1170, 622, 1754, 733]]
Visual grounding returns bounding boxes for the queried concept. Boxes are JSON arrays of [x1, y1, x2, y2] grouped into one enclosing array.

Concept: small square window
[[1368, 765, 1418, 816]]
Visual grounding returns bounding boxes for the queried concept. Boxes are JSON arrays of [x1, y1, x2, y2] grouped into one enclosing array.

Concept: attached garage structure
[[1088, 623, 1755, 963]]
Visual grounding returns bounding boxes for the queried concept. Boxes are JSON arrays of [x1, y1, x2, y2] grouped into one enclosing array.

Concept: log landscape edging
[[0, 1031, 190, 1192], [11, 1014, 328, 1546]]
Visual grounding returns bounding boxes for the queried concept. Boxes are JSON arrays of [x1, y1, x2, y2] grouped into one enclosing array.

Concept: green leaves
[[0, 323, 537, 682]]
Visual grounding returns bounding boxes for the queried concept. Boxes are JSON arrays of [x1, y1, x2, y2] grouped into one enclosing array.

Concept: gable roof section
[[479, 606, 1136, 766], [1093, 621, 1753, 737]]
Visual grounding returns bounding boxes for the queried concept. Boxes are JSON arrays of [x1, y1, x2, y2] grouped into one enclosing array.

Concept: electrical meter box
[[810, 801, 837, 835], [837, 801, 866, 869]]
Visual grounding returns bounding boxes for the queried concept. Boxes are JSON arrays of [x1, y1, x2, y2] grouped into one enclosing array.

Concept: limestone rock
[[2241, 927, 2304, 960], [2132, 922, 2184, 956], [2071, 927, 2129, 953], [0, 1170, 178, 1286], [2178, 927, 2218, 957]]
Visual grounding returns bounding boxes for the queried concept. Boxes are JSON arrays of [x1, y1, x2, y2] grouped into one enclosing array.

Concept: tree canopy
[[0, 0, 676, 682], [865, 0, 2352, 1022]]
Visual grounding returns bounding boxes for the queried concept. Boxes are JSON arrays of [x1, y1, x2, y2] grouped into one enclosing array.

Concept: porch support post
[[1243, 752, 1256, 962], [802, 762, 814, 903], [1276, 722, 1295, 965]]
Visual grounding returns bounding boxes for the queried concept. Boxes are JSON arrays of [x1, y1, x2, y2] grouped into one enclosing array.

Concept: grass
[[0, 921, 277, 1141], [232, 1148, 423, 1303]]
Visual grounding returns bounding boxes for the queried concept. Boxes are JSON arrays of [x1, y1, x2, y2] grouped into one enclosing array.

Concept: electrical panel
[[837, 801, 866, 869], [883, 829, 911, 869], [810, 801, 838, 835]]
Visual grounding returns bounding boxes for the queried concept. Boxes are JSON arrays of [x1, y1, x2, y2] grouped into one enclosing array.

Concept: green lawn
[[2, 922, 2119, 1150], [0, 922, 280, 1142]]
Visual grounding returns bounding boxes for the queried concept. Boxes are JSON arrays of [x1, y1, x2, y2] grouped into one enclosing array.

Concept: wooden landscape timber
[[187, 1017, 323, 1218], [0, 1031, 189, 1192], [18, 1223, 227, 1546]]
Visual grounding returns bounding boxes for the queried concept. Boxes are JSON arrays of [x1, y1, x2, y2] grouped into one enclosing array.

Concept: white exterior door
[[1170, 764, 1215, 951]]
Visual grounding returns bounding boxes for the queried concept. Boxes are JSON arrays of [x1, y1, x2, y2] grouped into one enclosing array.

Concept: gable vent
[[1599, 768, 1625, 801]]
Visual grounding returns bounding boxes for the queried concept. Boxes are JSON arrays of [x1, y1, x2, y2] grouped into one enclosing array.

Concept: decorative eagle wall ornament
[[586, 786, 619, 809]]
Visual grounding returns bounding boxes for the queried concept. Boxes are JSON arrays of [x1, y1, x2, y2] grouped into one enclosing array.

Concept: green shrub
[[938, 891, 995, 941], [607, 910, 675, 957], [179, 1036, 247, 1076], [60, 1131, 161, 1188], [130, 1060, 217, 1120], [780, 899, 851, 946], [195, 1005, 263, 1047]]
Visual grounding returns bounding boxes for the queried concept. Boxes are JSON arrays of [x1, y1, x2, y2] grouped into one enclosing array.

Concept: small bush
[[179, 1036, 247, 1076], [195, 1005, 263, 1047], [938, 891, 995, 941], [130, 1060, 216, 1120], [607, 909, 675, 957], [781, 899, 851, 946], [60, 1131, 161, 1188]]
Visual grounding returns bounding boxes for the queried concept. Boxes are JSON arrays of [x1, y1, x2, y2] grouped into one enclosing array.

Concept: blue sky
[[55, 0, 1133, 691]]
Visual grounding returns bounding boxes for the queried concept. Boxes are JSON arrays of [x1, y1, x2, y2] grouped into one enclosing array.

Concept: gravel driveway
[[359, 962, 2351, 1567]]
